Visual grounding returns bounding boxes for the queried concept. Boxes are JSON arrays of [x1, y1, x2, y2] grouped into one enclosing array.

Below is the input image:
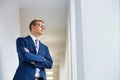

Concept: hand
[[24, 47, 29, 53], [31, 62, 35, 64]]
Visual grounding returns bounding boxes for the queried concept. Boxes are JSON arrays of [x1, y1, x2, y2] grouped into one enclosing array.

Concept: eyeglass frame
[[35, 23, 46, 30]]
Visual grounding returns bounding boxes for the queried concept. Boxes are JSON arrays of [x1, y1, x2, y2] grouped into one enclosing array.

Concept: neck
[[34, 35, 40, 38], [31, 33, 40, 38]]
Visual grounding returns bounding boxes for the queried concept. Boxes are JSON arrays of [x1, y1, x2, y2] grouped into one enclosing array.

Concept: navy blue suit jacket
[[13, 35, 53, 80]]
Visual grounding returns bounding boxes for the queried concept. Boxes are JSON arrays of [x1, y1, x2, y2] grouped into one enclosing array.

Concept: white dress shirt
[[30, 34, 41, 77]]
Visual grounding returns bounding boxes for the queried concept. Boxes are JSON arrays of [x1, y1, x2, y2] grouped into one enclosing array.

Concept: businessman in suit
[[13, 19, 53, 80]]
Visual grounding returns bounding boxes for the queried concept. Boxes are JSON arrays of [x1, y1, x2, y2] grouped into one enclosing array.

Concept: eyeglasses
[[35, 23, 46, 30]]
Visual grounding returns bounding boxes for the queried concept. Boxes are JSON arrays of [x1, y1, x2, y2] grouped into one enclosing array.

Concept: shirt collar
[[30, 34, 39, 43]]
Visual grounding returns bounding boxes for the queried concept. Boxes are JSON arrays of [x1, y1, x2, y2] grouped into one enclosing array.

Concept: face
[[31, 21, 46, 35]]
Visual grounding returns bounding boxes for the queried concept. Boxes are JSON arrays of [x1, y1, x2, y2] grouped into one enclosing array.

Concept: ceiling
[[17, 0, 68, 80], [17, 0, 68, 10]]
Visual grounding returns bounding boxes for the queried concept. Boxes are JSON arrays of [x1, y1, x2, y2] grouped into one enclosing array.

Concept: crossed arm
[[16, 38, 53, 69], [24, 47, 41, 64]]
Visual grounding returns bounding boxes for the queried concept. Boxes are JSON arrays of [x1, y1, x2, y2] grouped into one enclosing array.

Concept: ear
[[31, 25, 35, 30]]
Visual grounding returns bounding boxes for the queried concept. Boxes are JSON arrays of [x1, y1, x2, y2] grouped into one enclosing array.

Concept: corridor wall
[[0, 0, 20, 80]]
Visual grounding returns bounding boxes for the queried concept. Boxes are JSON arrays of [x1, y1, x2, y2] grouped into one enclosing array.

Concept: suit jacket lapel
[[38, 41, 43, 55], [26, 35, 37, 54], [26, 35, 43, 55]]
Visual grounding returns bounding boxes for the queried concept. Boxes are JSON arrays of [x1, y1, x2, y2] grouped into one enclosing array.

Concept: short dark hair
[[29, 19, 44, 31]]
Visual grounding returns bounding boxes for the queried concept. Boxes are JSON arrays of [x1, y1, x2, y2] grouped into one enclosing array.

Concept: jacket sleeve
[[34, 47, 53, 69], [16, 38, 45, 62]]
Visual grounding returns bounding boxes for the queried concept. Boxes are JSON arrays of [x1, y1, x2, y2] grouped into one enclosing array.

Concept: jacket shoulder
[[40, 42, 48, 48], [16, 37, 25, 41], [16, 37, 28, 44], [16, 36, 29, 41]]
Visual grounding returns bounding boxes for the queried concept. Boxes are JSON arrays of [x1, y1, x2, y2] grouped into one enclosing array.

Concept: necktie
[[35, 39, 39, 54], [35, 39, 40, 77]]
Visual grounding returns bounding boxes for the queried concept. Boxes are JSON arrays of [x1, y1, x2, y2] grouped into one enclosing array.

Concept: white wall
[[81, 0, 119, 80], [59, 53, 65, 80], [68, 0, 119, 80], [0, 0, 20, 80], [67, 0, 84, 80]]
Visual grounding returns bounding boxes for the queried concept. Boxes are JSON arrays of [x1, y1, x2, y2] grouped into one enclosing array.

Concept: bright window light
[[46, 71, 53, 74], [47, 77, 53, 80]]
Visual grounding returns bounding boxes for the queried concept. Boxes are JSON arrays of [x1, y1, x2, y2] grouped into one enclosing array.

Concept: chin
[[39, 33, 43, 35]]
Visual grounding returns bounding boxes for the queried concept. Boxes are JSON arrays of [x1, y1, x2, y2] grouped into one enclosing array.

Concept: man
[[13, 19, 53, 80]]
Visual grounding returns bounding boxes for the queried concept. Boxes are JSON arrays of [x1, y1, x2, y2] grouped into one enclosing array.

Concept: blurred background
[[0, 0, 119, 80], [19, 0, 68, 80]]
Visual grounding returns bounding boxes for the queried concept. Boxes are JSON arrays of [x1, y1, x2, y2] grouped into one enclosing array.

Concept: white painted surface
[[81, 0, 119, 80], [0, 0, 20, 80]]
